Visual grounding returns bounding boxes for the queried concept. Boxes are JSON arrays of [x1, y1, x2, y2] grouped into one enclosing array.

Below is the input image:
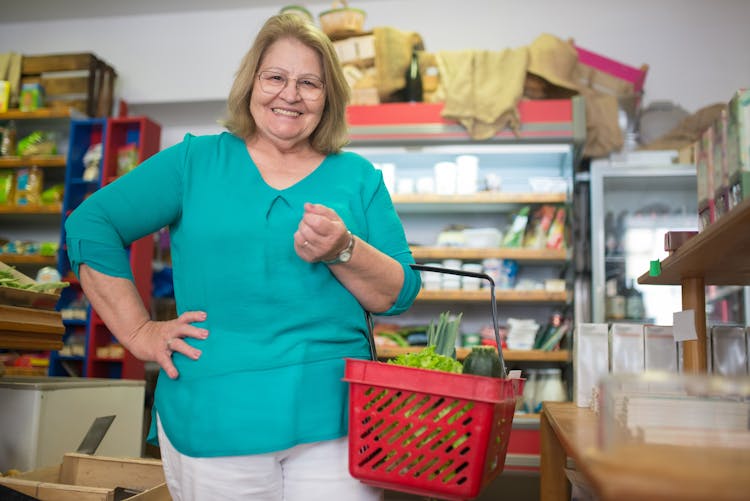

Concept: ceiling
[[1, 0, 283, 23]]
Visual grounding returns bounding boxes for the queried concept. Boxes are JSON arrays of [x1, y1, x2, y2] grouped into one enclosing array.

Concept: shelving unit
[[48, 117, 108, 377], [638, 195, 750, 371], [347, 99, 583, 342], [83, 116, 160, 380], [346, 99, 584, 470], [0, 108, 75, 276]]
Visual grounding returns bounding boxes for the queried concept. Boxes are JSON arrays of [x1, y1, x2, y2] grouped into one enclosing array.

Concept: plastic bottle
[[625, 279, 645, 320], [14, 165, 43, 206], [1, 120, 17, 156]]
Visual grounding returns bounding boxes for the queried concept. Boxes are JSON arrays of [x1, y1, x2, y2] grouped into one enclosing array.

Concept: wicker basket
[[319, 0, 366, 39]]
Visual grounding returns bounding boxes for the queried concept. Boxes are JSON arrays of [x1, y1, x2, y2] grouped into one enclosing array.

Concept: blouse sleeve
[[65, 136, 188, 280], [361, 168, 421, 316]]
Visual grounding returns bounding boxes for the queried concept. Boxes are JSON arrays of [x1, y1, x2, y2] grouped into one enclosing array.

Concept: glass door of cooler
[[590, 158, 698, 325]]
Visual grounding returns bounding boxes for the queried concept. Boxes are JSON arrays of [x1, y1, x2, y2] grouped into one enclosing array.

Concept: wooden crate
[[0, 453, 170, 501], [21, 53, 117, 117]]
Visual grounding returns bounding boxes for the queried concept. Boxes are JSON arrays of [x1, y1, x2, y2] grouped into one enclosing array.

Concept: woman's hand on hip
[[130, 311, 209, 379]]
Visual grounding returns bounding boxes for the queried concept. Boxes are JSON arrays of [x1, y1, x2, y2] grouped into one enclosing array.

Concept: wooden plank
[[416, 289, 569, 302], [584, 443, 750, 501], [40, 75, 89, 96], [60, 454, 165, 491], [540, 407, 570, 501], [639, 196, 750, 286], [0, 305, 64, 334], [0, 155, 67, 168], [22, 53, 96, 74], [0, 330, 64, 350], [411, 246, 568, 262]]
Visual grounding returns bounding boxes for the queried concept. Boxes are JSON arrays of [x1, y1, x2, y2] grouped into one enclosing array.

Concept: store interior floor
[[140, 366, 539, 501]]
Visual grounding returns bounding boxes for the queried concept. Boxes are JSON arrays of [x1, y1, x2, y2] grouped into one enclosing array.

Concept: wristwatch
[[323, 230, 355, 265]]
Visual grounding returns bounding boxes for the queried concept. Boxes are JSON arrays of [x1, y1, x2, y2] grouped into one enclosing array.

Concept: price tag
[[673, 310, 698, 341]]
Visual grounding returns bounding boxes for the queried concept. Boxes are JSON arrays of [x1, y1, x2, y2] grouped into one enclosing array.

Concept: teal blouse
[[65, 132, 421, 457]]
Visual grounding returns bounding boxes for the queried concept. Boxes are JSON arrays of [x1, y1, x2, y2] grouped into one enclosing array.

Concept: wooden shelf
[[0, 203, 62, 214], [0, 155, 67, 168], [541, 402, 750, 501], [377, 345, 570, 362], [0, 304, 64, 351], [392, 192, 568, 205], [416, 289, 569, 303], [411, 246, 568, 262], [0, 108, 73, 120], [639, 196, 750, 286], [0, 254, 57, 266]]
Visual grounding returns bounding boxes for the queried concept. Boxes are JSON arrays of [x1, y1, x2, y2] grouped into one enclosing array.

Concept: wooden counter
[[540, 401, 750, 501]]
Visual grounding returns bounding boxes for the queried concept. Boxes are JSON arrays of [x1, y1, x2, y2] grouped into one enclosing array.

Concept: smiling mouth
[[273, 108, 301, 117]]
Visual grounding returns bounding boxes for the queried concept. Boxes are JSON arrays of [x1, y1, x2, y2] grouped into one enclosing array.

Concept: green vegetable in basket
[[388, 311, 464, 373], [388, 345, 463, 373], [462, 345, 504, 378]]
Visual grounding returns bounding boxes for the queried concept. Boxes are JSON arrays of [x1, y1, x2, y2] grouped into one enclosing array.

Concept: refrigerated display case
[[589, 154, 700, 325]]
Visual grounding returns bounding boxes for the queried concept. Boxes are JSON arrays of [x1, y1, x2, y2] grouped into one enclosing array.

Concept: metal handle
[[409, 263, 506, 377]]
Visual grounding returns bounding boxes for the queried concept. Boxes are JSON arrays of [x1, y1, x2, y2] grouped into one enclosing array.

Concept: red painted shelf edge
[[346, 99, 574, 127]]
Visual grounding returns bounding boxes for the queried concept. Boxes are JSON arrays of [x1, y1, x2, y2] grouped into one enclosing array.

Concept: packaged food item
[[19, 82, 44, 111], [117, 143, 138, 176], [0, 169, 14, 204], [1, 120, 17, 156], [17, 131, 57, 156], [0, 80, 10, 112], [13, 165, 44, 206]]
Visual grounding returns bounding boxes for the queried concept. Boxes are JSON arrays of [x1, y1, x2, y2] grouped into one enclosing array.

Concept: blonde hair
[[224, 14, 351, 154]]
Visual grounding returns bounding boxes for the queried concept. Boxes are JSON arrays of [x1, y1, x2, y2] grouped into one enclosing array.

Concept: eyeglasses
[[257, 70, 325, 101]]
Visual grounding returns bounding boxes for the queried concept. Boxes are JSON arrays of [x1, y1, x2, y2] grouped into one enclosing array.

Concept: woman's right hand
[[128, 311, 209, 379]]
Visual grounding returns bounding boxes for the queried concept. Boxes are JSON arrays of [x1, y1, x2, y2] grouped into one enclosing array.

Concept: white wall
[[2, 0, 749, 146]]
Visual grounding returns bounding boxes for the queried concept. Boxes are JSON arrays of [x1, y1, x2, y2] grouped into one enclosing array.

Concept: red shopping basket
[[345, 264, 525, 500]]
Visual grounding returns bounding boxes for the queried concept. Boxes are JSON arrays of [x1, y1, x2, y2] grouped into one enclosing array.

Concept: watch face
[[339, 250, 352, 263]]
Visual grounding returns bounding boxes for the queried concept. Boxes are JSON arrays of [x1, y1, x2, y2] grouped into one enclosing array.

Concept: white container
[[455, 155, 479, 194], [416, 176, 435, 194], [574, 323, 609, 408], [433, 161, 457, 195], [0, 377, 145, 472], [396, 177, 414, 194], [463, 227, 502, 248], [377, 162, 396, 194], [461, 262, 483, 290], [421, 262, 443, 290]]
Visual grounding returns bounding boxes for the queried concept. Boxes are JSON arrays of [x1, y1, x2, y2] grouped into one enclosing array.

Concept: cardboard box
[[727, 89, 750, 209], [712, 107, 729, 219], [20, 52, 116, 117], [696, 126, 716, 230], [0, 453, 170, 500]]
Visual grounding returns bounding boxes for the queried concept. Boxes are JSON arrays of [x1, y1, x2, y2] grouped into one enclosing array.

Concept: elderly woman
[[65, 13, 420, 501]]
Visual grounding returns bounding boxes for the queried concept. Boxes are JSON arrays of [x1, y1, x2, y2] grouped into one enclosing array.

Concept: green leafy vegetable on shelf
[[0, 267, 69, 292], [389, 311, 464, 373]]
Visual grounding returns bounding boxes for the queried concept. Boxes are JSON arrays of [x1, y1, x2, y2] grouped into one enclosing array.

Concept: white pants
[[157, 416, 383, 501]]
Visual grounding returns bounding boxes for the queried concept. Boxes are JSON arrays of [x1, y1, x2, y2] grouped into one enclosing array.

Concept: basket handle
[[409, 263, 506, 377]]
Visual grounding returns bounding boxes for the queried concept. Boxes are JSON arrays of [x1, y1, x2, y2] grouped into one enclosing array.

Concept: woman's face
[[250, 37, 326, 149]]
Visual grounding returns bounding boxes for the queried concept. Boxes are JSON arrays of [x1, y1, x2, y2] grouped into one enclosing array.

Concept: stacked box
[[21, 52, 116, 117], [696, 126, 716, 230], [726, 89, 750, 209], [712, 106, 729, 218]]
